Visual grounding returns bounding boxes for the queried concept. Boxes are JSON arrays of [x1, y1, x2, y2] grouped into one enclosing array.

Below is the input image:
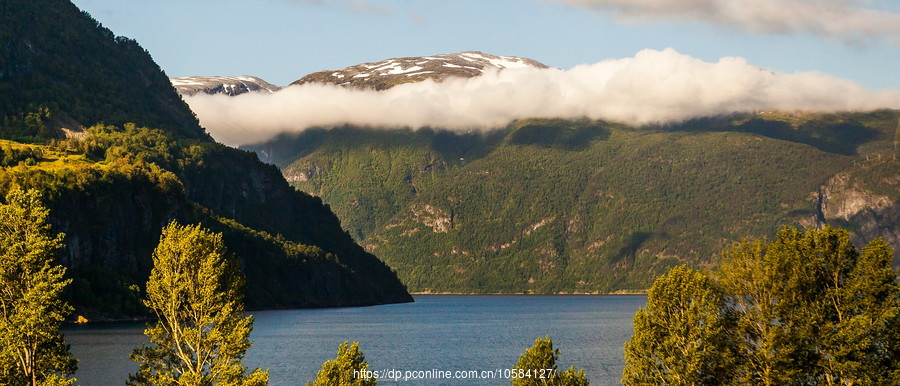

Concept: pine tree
[[128, 221, 268, 386], [513, 336, 588, 386], [307, 341, 375, 386], [622, 266, 735, 385], [0, 188, 76, 386]]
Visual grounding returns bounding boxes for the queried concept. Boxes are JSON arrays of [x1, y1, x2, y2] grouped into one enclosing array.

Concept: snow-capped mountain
[[171, 76, 281, 96], [292, 51, 549, 90]]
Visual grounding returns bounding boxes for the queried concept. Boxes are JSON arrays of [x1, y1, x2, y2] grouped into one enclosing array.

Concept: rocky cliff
[[806, 161, 900, 264]]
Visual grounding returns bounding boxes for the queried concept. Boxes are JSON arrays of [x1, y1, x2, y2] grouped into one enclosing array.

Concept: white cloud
[[546, 0, 900, 40], [183, 48, 900, 146]]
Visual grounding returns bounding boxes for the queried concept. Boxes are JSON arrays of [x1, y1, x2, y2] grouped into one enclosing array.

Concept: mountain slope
[[292, 51, 549, 90], [0, 0, 203, 140], [0, 0, 412, 318], [253, 127, 503, 240], [244, 112, 900, 293]]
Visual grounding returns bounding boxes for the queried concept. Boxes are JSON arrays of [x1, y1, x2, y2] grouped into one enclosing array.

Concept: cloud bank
[[546, 0, 900, 40], [183, 48, 900, 146]]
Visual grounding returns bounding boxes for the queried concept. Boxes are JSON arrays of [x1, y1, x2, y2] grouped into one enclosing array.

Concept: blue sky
[[69, 0, 900, 90]]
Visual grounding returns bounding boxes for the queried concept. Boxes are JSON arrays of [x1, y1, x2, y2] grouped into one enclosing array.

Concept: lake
[[63, 295, 646, 385]]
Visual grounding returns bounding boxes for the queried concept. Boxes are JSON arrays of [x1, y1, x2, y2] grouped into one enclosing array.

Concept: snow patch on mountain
[[292, 51, 549, 91], [170, 76, 281, 96]]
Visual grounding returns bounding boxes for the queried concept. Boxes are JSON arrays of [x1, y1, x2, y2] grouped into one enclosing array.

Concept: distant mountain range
[[169, 52, 548, 95], [168, 52, 900, 294], [171, 76, 281, 96], [215, 52, 900, 294]]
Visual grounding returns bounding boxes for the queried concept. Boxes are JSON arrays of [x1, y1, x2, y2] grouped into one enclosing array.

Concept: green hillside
[[0, 0, 412, 318], [247, 112, 900, 293], [256, 127, 502, 240]]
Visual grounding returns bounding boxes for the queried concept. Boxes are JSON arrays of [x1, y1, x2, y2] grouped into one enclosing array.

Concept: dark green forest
[[0, 0, 203, 141]]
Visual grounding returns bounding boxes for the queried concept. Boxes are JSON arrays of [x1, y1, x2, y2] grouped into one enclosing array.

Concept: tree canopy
[[129, 221, 268, 386], [0, 188, 75, 385], [623, 265, 736, 385], [513, 336, 588, 386], [307, 341, 375, 386], [624, 226, 900, 385]]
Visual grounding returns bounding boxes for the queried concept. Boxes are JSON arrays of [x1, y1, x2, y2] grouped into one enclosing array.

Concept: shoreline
[[64, 297, 416, 325], [64, 292, 647, 325], [410, 290, 648, 295]]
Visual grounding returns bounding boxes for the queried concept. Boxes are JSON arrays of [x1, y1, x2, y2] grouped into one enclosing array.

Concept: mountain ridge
[[171, 75, 281, 96], [0, 0, 205, 140], [291, 51, 549, 90]]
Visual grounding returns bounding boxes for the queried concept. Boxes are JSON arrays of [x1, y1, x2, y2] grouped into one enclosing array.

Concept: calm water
[[63, 295, 646, 385]]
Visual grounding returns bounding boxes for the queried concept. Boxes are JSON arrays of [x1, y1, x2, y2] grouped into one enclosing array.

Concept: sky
[[70, 0, 900, 90]]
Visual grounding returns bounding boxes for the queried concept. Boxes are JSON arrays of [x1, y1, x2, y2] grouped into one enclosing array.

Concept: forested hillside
[[0, 0, 202, 140], [0, 0, 412, 318], [246, 112, 900, 293]]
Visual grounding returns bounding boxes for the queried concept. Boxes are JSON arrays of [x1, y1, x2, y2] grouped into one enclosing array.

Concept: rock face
[[291, 51, 549, 90], [808, 169, 900, 263], [171, 76, 281, 96]]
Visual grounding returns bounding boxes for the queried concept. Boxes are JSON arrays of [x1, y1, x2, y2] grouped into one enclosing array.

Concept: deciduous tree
[[307, 341, 375, 386], [717, 226, 900, 384], [0, 187, 76, 386], [513, 336, 588, 386], [129, 221, 267, 386], [624, 226, 900, 385], [623, 265, 735, 385]]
